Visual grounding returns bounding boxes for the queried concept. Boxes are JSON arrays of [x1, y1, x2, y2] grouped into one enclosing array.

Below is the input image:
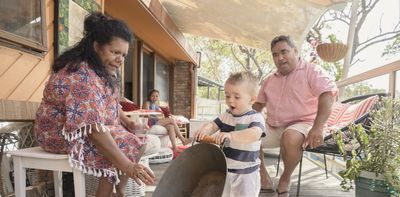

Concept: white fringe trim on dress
[[68, 137, 121, 184], [63, 123, 119, 184], [69, 157, 121, 184], [62, 123, 110, 142]]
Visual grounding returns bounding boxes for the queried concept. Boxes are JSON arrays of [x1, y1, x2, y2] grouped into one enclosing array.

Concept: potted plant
[[334, 98, 400, 197]]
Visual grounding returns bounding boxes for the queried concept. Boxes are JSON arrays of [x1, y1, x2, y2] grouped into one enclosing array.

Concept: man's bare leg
[[259, 146, 274, 190], [278, 129, 304, 194]]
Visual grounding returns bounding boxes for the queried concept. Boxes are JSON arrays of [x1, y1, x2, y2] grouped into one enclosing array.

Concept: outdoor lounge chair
[[275, 93, 388, 197]]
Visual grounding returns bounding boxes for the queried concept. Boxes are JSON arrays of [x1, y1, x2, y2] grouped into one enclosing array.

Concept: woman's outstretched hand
[[126, 162, 155, 185]]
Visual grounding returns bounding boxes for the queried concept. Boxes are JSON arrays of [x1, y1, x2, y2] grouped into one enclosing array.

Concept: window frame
[[0, 0, 48, 52]]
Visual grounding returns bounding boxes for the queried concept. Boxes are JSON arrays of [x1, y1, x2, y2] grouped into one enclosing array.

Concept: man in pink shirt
[[253, 35, 337, 196]]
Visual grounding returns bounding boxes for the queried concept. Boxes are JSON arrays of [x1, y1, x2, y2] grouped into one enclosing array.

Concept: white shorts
[[222, 169, 260, 197], [261, 122, 312, 148]]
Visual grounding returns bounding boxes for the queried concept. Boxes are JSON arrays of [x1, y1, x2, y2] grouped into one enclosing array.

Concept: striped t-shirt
[[214, 110, 266, 174]]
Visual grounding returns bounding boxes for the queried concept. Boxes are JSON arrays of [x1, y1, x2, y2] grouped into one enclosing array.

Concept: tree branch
[[358, 31, 400, 47], [356, 34, 400, 54], [230, 46, 247, 70]]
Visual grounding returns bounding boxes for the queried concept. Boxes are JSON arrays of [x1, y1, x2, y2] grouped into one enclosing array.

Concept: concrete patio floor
[[143, 148, 355, 197]]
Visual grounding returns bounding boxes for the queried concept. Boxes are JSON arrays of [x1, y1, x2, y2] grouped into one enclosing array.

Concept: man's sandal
[[276, 189, 290, 197], [259, 188, 275, 193]]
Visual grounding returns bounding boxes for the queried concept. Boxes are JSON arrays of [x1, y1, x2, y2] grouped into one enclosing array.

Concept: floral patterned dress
[[35, 62, 143, 184]]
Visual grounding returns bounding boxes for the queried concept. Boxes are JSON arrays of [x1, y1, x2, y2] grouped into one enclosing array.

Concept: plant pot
[[316, 43, 348, 62], [355, 171, 394, 197]]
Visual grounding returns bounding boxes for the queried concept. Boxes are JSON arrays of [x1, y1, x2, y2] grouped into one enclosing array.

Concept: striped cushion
[[328, 95, 379, 127], [327, 102, 349, 126]]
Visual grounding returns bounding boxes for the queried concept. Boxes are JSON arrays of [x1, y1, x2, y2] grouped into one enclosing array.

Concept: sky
[[349, 0, 400, 75]]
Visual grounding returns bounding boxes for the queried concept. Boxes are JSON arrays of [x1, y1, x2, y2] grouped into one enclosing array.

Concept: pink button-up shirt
[[257, 59, 337, 127]]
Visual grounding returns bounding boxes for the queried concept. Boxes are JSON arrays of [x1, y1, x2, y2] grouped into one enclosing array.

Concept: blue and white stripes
[[213, 110, 266, 174]]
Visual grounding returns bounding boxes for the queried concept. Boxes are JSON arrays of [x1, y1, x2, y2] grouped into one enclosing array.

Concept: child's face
[[150, 92, 159, 102], [224, 81, 255, 116]]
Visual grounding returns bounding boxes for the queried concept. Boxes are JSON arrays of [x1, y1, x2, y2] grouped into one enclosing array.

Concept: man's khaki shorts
[[261, 122, 312, 148]]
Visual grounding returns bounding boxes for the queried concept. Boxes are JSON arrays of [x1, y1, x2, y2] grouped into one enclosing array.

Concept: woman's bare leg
[[157, 118, 190, 145], [160, 124, 179, 151], [171, 122, 191, 145], [96, 177, 113, 197], [115, 175, 128, 197]]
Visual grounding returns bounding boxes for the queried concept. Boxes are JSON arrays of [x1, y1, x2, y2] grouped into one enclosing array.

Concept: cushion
[[140, 134, 161, 156], [172, 115, 190, 124], [327, 95, 379, 128], [159, 106, 171, 118], [337, 95, 378, 126], [323, 95, 379, 147], [148, 125, 168, 135], [120, 101, 140, 111], [327, 102, 349, 126]]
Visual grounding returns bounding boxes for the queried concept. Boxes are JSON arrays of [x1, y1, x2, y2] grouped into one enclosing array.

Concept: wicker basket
[[125, 157, 149, 197], [85, 158, 150, 197], [316, 43, 348, 62]]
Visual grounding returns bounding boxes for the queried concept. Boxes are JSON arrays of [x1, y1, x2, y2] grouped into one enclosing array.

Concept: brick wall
[[171, 61, 194, 119]]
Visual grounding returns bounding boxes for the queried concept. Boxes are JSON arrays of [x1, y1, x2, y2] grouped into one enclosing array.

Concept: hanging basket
[[316, 43, 348, 62]]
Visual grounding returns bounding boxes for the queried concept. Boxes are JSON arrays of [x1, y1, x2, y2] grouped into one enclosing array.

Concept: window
[[0, 0, 47, 52], [142, 51, 155, 102], [155, 56, 170, 103]]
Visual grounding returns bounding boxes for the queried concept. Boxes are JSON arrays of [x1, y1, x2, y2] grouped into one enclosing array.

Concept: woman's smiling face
[[94, 37, 129, 77]]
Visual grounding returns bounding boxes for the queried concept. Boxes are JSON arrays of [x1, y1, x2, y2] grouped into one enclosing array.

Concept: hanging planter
[[316, 43, 348, 62]]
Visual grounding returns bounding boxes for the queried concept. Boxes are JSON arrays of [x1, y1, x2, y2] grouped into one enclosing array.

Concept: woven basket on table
[[86, 158, 150, 197], [316, 43, 348, 62]]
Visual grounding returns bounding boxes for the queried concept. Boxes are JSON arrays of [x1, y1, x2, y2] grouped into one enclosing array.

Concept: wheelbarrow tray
[[153, 143, 227, 197]]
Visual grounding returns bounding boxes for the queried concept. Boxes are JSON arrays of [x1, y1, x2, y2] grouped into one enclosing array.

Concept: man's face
[[271, 41, 299, 76]]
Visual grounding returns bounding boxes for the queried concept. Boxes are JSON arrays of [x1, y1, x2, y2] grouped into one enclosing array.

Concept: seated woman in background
[[143, 89, 191, 152]]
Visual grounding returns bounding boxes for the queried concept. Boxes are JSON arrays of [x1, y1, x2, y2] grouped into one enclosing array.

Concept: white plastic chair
[[7, 146, 85, 197]]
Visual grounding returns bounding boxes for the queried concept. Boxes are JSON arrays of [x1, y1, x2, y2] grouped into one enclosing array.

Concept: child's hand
[[213, 132, 232, 145], [194, 128, 209, 142]]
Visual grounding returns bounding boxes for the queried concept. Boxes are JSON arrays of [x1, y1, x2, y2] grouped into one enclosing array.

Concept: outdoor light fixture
[[196, 51, 202, 68]]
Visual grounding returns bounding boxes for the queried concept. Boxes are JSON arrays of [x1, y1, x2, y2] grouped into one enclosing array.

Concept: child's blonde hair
[[225, 71, 259, 96]]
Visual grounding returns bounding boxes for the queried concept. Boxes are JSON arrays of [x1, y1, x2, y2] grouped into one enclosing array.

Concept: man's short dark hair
[[270, 35, 296, 50]]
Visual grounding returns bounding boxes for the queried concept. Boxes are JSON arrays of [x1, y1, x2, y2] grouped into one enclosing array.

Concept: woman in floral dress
[[34, 12, 154, 197]]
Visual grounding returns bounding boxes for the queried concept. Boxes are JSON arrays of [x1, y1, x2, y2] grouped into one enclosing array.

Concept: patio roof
[[105, 0, 199, 64], [159, 0, 348, 48]]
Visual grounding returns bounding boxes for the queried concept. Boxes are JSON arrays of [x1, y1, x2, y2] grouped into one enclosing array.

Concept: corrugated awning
[[198, 76, 224, 88], [160, 0, 348, 49]]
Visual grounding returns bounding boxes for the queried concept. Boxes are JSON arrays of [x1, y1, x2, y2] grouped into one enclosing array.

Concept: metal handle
[[197, 136, 216, 144], [193, 136, 230, 149]]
